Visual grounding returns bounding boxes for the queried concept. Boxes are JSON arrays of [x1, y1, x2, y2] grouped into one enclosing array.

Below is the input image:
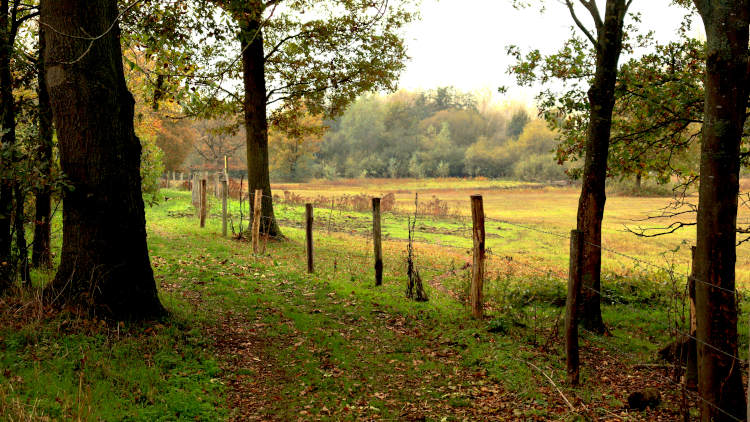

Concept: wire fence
[[172, 182, 748, 420]]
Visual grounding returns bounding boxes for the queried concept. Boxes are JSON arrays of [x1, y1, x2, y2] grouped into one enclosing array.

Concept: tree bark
[[32, 23, 53, 269], [0, 0, 17, 289], [238, 1, 281, 238], [575, 0, 629, 334], [42, 0, 164, 319], [691, 1, 749, 420]]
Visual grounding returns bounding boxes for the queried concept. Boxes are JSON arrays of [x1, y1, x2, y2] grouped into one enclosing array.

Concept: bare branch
[[624, 221, 696, 238], [578, 0, 603, 31], [564, 0, 598, 48]]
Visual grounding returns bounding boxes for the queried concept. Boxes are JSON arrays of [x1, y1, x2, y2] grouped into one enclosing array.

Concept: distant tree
[[192, 118, 246, 168], [154, 121, 197, 172], [43, 0, 164, 318], [506, 108, 530, 139], [417, 122, 463, 176], [268, 105, 326, 181], [420, 109, 486, 147]]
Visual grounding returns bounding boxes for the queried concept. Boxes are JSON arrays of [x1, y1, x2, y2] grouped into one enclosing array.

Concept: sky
[[397, 0, 697, 106]]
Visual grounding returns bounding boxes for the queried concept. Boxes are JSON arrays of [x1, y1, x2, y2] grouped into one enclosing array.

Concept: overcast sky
[[397, 0, 698, 106]]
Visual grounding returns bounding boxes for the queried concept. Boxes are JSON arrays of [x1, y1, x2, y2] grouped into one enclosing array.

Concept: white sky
[[397, 0, 698, 106]]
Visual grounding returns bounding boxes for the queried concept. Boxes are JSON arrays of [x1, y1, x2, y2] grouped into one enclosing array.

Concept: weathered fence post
[[565, 229, 584, 385], [221, 176, 228, 238], [191, 173, 200, 207], [372, 197, 383, 286], [306, 203, 314, 273], [470, 195, 485, 319], [199, 179, 207, 228], [252, 189, 262, 253]]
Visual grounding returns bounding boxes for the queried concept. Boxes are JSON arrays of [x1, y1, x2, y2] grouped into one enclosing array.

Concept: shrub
[[512, 153, 566, 182]]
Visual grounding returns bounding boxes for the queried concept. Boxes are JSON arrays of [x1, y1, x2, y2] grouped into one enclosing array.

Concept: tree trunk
[[576, 0, 629, 334], [238, 2, 282, 238], [13, 184, 28, 283], [692, 1, 749, 420], [32, 24, 53, 269], [42, 0, 164, 319], [635, 172, 642, 191], [0, 0, 16, 289]]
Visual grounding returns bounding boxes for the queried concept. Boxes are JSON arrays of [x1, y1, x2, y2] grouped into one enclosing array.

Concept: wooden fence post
[[372, 197, 383, 286], [565, 229, 584, 385], [221, 177, 228, 238], [306, 203, 314, 273], [470, 195, 485, 319], [199, 179, 207, 228], [252, 189, 262, 253]]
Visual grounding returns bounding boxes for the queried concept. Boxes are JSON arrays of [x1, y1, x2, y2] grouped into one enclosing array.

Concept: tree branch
[[578, 0, 603, 31], [564, 0, 597, 48], [264, 30, 313, 61]]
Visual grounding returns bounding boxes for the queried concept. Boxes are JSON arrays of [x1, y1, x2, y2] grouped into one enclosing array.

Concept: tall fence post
[[199, 179, 207, 228], [221, 177, 228, 238], [565, 229, 584, 385], [252, 189, 262, 253], [372, 197, 383, 286], [306, 203, 314, 273], [470, 195, 485, 319]]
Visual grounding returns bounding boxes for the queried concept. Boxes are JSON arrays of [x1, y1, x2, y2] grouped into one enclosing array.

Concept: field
[[274, 177, 750, 281], [1, 177, 748, 421]]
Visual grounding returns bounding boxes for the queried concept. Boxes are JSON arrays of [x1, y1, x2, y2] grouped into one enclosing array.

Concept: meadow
[[272, 177, 739, 281], [1, 177, 747, 421]]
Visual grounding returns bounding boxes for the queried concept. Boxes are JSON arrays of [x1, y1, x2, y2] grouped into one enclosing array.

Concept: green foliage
[[315, 88, 568, 181], [513, 153, 566, 182], [506, 13, 729, 186], [138, 132, 165, 206]]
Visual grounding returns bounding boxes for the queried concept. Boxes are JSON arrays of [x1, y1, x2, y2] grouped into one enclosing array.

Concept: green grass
[[2, 184, 744, 420]]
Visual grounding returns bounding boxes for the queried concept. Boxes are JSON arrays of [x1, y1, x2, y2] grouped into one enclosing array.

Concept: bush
[[139, 132, 165, 206], [512, 153, 566, 182], [607, 176, 681, 197]]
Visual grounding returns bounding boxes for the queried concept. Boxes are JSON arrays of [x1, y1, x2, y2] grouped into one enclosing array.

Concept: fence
[[173, 179, 748, 421]]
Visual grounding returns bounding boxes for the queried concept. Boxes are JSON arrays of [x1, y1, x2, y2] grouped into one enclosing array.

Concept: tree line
[[295, 89, 568, 183]]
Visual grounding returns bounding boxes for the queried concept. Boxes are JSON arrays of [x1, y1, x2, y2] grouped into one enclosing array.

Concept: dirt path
[[208, 311, 293, 421]]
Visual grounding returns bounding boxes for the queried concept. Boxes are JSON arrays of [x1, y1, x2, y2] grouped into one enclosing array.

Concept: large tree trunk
[[43, 0, 164, 319], [0, 0, 16, 290], [692, 1, 749, 420], [32, 24, 53, 270], [239, 1, 282, 238], [576, 0, 629, 334]]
